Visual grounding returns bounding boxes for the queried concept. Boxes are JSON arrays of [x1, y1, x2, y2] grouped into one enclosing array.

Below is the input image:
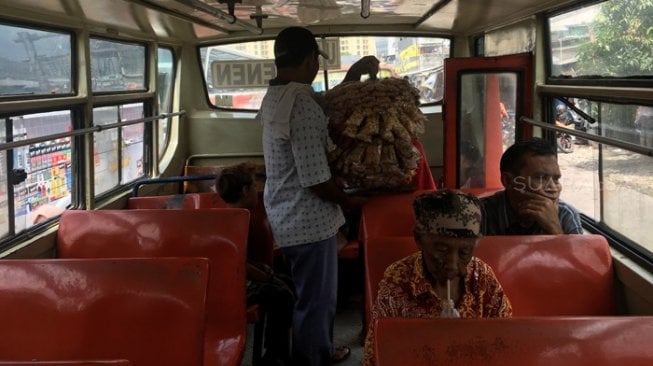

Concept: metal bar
[[537, 84, 653, 104], [122, 0, 231, 34], [176, 0, 263, 35], [414, 0, 453, 28], [132, 175, 217, 197], [520, 116, 653, 157], [0, 111, 185, 151], [185, 152, 263, 166]]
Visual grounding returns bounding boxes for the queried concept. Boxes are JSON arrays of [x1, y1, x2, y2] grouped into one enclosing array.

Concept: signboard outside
[[211, 39, 341, 88]]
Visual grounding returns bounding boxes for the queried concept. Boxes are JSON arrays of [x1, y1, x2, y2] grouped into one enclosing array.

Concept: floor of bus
[[241, 257, 365, 365]]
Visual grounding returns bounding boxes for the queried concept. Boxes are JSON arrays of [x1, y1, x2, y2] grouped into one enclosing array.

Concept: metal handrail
[[132, 174, 217, 196], [520, 116, 653, 157], [0, 111, 185, 152], [184, 152, 264, 167]]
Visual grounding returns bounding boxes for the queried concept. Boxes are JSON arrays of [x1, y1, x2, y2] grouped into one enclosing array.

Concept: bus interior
[[1, 0, 653, 364]]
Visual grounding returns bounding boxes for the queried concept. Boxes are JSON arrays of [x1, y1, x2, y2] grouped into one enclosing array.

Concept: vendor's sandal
[[331, 346, 351, 364]]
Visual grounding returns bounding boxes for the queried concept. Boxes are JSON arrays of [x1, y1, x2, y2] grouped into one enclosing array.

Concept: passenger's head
[[274, 27, 327, 82], [413, 189, 482, 284], [216, 162, 257, 210], [500, 138, 561, 201]]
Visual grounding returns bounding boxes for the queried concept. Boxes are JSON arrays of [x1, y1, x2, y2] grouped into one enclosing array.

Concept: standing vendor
[[259, 26, 377, 366]]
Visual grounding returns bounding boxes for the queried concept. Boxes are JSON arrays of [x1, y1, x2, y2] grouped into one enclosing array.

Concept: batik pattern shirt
[[363, 252, 512, 366]]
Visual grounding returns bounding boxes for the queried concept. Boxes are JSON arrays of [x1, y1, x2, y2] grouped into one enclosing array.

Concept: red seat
[[0, 362, 130, 365], [360, 189, 502, 244], [364, 234, 616, 323], [359, 190, 433, 244], [127, 193, 202, 209], [196, 192, 229, 208], [474, 234, 616, 315], [125, 192, 271, 364], [57, 209, 250, 366], [0, 258, 208, 366], [374, 317, 653, 366], [363, 236, 418, 327]]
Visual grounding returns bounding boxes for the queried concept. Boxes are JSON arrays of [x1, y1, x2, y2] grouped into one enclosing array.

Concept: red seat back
[[0, 258, 208, 366], [364, 236, 418, 327], [57, 209, 250, 366], [475, 234, 615, 315], [127, 194, 202, 209], [364, 235, 616, 320], [374, 317, 653, 366], [0, 362, 130, 365], [360, 189, 500, 243], [196, 192, 228, 208], [130, 191, 273, 267], [360, 190, 431, 243]]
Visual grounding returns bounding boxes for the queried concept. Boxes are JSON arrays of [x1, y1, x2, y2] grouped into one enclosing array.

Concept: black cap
[[274, 26, 329, 62]]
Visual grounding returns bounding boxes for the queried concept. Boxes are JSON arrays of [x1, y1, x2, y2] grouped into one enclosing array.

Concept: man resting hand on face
[[481, 138, 583, 235]]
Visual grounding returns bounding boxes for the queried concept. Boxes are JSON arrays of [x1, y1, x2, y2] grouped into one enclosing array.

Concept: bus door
[[442, 53, 533, 190]]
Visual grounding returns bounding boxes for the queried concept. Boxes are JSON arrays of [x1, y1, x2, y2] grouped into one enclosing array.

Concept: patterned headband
[[413, 189, 482, 238]]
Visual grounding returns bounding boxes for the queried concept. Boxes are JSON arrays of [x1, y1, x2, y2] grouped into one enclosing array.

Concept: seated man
[[217, 163, 295, 366], [363, 189, 512, 366], [481, 138, 583, 235]]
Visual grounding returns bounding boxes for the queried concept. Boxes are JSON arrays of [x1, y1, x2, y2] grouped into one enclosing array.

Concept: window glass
[[554, 99, 653, 252], [120, 103, 144, 184], [457, 72, 517, 188], [157, 47, 174, 157], [484, 18, 535, 57], [0, 119, 7, 238], [549, 1, 653, 78], [90, 38, 146, 92], [0, 22, 72, 97], [603, 148, 652, 249], [93, 106, 119, 195], [200, 36, 451, 110], [93, 103, 145, 195], [10, 111, 72, 233]]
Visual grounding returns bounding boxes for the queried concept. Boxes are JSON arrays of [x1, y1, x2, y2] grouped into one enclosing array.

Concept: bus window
[[0, 120, 7, 237], [93, 103, 145, 196], [157, 47, 175, 158], [546, 0, 653, 255], [90, 38, 146, 93], [93, 106, 119, 195], [199, 44, 271, 109], [200, 36, 451, 110], [120, 103, 144, 184], [554, 100, 653, 251], [0, 111, 73, 236], [0, 22, 72, 97], [548, 2, 653, 79]]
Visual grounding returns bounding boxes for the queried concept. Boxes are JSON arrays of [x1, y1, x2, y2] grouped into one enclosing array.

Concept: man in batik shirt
[[364, 189, 512, 366]]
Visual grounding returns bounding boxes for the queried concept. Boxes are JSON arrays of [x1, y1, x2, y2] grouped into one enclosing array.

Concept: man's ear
[[500, 171, 512, 189], [413, 230, 423, 249]]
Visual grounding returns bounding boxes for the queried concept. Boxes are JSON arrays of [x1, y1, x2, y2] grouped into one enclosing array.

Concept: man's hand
[[516, 190, 563, 234], [343, 55, 380, 82]]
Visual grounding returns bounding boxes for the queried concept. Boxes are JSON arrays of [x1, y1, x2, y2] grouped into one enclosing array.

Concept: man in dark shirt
[[481, 138, 583, 235]]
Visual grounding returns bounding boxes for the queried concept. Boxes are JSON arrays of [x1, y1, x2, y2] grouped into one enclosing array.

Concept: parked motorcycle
[[557, 130, 574, 153], [555, 116, 575, 153]]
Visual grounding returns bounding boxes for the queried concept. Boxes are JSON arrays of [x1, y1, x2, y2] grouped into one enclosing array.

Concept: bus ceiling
[[2, 0, 583, 41]]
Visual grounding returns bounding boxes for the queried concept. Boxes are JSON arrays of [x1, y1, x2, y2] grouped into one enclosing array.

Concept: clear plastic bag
[[439, 279, 460, 318], [439, 299, 460, 318]]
